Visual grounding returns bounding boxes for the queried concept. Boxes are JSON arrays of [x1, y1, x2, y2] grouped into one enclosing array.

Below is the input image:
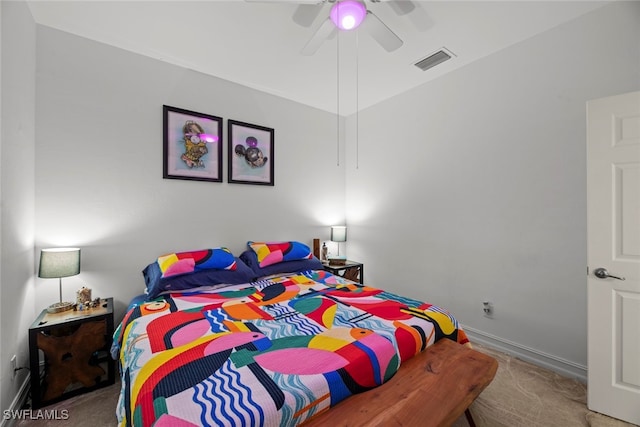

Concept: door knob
[[593, 267, 625, 281]]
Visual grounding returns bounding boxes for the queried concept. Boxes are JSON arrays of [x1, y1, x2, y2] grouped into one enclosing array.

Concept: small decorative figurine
[[76, 287, 92, 305], [321, 242, 328, 263]]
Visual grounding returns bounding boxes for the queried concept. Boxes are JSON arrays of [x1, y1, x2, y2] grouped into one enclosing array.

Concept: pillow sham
[[157, 247, 236, 278], [240, 249, 323, 279], [143, 252, 254, 299], [247, 241, 313, 268]]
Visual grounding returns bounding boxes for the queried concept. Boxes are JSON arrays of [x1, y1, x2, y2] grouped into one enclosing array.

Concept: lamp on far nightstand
[[330, 226, 347, 256], [38, 247, 80, 313]]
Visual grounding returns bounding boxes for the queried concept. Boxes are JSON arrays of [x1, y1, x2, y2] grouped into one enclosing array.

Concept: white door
[[587, 90, 640, 425]]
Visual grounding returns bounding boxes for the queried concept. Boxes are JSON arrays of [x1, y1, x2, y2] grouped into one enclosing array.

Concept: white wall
[[0, 0, 37, 413], [345, 1, 640, 380], [35, 27, 346, 321]]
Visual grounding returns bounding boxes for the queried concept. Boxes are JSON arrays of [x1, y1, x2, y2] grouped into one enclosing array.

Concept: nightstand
[[28, 297, 115, 409], [323, 260, 364, 284]]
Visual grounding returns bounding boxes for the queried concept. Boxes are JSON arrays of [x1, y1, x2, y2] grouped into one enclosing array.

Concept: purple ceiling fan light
[[330, 0, 367, 31]]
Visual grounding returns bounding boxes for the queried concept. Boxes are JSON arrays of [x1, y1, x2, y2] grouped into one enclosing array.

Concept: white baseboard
[[1, 373, 31, 427], [462, 325, 588, 384]]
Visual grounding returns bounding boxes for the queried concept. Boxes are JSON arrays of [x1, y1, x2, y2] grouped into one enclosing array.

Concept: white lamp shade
[[38, 248, 81, 278], [331, 226, 347, 242]]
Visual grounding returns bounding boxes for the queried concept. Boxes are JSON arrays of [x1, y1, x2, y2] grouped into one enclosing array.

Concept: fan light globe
[[330, 0, 366, 31]]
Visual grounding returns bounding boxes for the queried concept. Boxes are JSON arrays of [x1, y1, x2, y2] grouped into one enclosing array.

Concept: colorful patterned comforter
[[114, 270, 468, 427]]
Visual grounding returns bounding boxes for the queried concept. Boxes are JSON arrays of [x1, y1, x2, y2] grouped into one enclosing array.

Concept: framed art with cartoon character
[[163, 105, 223, 182], [228, 119, 274, 186]]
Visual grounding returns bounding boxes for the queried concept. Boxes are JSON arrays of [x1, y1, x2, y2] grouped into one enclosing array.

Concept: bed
[[112, 242, 477, 427]]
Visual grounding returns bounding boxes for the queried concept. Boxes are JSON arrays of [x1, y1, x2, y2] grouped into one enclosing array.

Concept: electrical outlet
[[483, 301, 493, 317], [10, 355, 17, 378]]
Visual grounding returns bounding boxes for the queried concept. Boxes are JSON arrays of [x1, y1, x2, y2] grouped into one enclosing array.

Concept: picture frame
[[163, 105, 223, 182], [228, 120, 275, 186]]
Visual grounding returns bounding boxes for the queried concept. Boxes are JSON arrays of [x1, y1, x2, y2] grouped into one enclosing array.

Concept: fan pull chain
[[356, 31, 359, 170], [336, 28, 340, 167]]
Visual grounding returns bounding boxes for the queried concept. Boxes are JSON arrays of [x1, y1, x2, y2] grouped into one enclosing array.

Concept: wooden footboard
[[303, 338, 498, 427]]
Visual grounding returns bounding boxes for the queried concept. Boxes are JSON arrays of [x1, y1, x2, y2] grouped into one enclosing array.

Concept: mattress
[[113, 269, 468, 426]]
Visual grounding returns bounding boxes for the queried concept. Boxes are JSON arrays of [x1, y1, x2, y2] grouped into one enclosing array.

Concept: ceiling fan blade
[[292, 3, 325, 27], [245, 0, 321, 3], [301, 18, 337, 55], [387, 0, 415, 16], [363, 11, 403, 52]]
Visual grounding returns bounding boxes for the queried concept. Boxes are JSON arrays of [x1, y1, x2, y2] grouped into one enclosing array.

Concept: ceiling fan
[[251, 0, 415, 55]]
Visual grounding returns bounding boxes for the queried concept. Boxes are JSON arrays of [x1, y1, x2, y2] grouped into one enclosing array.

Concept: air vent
[[414, 48, 455, 71]]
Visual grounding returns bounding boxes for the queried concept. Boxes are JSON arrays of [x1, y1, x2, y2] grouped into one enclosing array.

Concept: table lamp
[[38, 247, 80, 313], [330, 226, 347, 256]]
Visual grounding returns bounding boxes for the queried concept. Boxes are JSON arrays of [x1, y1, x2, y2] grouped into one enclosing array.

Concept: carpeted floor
[[450, 344, 637, 427], [15, 343, 638, 427]]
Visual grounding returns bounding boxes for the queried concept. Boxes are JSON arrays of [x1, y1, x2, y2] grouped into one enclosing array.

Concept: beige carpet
[[452, 344, 637, 427], [15, 344, 638, 427]]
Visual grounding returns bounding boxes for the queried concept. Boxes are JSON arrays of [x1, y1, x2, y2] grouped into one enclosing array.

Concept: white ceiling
[[26, 0, 608, 115]]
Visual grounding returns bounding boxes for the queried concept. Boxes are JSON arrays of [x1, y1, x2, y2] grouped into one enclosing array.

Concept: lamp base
[[47, 301, 74, 314]]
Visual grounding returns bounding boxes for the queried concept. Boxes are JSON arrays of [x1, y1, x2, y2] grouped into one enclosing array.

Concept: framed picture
[[163, 105, 223, 182], [228, 120, 275, 186]]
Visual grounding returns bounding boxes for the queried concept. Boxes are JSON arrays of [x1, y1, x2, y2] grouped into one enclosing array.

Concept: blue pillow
[[240, 249, 323, 279], [143, 256, 254, 299]]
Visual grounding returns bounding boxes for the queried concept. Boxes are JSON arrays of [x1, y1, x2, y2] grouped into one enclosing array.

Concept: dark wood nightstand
[[323, 261, 364, 284], [28, 298, 115, 409]]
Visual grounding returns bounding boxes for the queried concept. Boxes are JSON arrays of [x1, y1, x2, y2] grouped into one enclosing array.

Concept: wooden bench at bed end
[[303, 338, 498, 427]]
